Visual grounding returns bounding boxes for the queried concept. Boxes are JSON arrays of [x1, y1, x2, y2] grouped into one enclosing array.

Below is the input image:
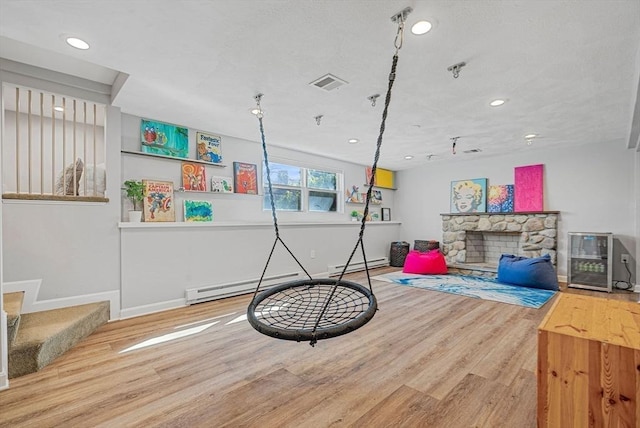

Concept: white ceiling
[[0, 0, 639, 170]]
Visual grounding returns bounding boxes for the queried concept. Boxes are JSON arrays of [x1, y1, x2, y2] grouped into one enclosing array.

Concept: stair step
[[9, 301, 109, 379], [3, 291, 24, 347]]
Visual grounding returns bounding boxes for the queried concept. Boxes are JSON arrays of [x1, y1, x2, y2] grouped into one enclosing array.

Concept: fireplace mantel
[[441, 211, 560, 216], [440, 211, 559, 268]]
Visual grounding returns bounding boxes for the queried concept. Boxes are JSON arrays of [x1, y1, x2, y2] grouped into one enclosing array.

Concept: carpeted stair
[[3, 293, 109, 379]]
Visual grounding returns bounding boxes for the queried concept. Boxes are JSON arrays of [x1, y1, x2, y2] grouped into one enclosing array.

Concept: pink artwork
[[514, 164, 543, 212]]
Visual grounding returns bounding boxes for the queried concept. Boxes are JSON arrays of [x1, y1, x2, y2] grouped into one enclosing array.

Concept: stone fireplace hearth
[[441, 212, 559, 273]]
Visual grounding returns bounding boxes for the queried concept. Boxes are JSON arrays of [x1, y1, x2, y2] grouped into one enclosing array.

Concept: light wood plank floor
[[1, 267, 637, 427]]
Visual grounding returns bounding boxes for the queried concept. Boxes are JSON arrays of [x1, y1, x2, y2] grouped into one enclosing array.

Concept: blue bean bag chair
[[497, 254, 559, 290]]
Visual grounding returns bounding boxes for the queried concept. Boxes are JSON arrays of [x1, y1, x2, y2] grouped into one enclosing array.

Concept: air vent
[[309, 73, 348, 91], [463, 148, 482, 153]]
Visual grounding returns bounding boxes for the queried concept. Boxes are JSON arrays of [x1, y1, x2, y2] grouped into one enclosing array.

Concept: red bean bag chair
[[402, 249, 448, 275]]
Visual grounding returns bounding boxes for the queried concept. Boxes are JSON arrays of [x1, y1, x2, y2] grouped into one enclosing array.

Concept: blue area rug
[[374, 272, 556, 309]]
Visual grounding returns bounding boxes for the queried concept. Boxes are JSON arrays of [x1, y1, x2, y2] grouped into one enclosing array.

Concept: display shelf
[[567, 232, 612, 292], [121, 150, 227, 167]]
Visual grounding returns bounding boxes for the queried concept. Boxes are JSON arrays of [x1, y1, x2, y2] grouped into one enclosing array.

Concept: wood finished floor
[[1, 267, 637, 428]]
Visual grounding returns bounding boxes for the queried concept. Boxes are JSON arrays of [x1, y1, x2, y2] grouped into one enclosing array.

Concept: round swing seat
[[247, 278, 377, 345]]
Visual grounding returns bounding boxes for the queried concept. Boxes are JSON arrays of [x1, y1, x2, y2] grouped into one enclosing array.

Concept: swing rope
[[248, 10, 407, 346]]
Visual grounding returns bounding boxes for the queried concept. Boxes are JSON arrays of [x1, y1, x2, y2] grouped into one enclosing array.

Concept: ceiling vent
[[463, 148, 482, 153], [309, 73, 348, 92]]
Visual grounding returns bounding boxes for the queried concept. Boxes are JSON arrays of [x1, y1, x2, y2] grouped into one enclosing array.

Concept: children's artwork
[[183, 200, 213, 222], [514, 164, 544, 212], [372, 190, 383, 204], [488, 184, 514, 213], [233, 162, 258, 194], [346, 185, 363, 203], [196, 132, 222, 164], [365, 167, 395, 189], [141, 119, 189, 159], [142, 180, 175, 222], [182, 162, 207, 191], [450, 178, 487, 213], [211, 176, 233, 193]]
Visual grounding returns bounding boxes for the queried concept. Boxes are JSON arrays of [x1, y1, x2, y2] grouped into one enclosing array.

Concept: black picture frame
[[382, 207, 391, 221]]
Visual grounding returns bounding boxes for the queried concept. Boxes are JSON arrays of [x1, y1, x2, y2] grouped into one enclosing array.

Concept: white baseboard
[[557, 275, 567, 284], [3, 279, 120, 320], [119, 299, 186, 320]]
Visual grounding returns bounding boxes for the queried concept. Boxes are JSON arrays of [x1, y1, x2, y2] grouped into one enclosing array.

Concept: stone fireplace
[[441, 212, 559, 272]]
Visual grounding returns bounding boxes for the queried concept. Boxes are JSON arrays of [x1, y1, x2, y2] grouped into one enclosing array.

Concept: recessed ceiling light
[[53, 106, 64, 112], [348, 138, 359, 144], [489, 99, 506, 107], [524, 134, 537, 139], [404, 155, 413, 160], [411, 21, 432, 35], [65, 37, 90, 50]]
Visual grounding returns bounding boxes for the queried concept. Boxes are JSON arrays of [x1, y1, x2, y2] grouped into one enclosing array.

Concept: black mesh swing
[[247, 8, 410, 346]]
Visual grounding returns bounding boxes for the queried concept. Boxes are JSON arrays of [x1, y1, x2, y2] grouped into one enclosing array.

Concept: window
[[263, 162, 341, 212]]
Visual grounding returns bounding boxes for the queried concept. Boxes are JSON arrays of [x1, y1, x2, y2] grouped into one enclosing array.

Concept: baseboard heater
[[327, 257, 389, 276], [185, 271, 302, 305]]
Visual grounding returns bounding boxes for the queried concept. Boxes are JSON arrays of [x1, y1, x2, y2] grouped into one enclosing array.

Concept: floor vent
[[185, 272, 302, 305], [309, 73, 348, 91], [327, 257, 389, 276]]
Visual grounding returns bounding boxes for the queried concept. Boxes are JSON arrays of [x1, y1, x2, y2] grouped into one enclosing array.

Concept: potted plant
[[350, 210, 359, 221], [123, 180, 144, 222]]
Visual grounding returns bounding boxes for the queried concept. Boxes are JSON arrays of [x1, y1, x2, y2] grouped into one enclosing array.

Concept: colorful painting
[[346, 185, 363, 203], [450, 178, 487, 213], [514, 164, 544, 212], [182, 162, 207, 192], [488, 184, 514, 213], [141, 119, 189, 158], [233, 162, 258, 194], [210, 176, 233, 193], [196, 132, 222, 164], [365, 167, 395, 189], [142, 180, 175, 222], [183, 200, 213, 222]]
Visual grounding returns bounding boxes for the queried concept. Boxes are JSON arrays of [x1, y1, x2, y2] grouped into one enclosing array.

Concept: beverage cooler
[[567, 232, 613, 292]]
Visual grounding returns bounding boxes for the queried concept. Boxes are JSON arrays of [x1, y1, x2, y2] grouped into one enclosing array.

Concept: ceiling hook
[[367, 94, 380, 107], [314, 115, 323, 126], [447, 62, 466, 79]]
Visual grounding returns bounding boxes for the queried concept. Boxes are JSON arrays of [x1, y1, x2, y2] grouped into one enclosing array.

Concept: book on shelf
[[233, 162, 258, 194], [142, 179, 175, 222], [182, 162, 207, 192], [196, 132, 223, 164]]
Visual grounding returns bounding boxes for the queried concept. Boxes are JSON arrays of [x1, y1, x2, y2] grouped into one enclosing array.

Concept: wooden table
[[537, 293, 640, 427]]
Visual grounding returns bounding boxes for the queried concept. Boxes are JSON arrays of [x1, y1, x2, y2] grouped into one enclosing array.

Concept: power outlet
[[310, 250, 316, 259], [621, 254, 630, 263]]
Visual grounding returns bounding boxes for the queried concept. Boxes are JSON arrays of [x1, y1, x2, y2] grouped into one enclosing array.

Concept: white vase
[[128, 210, 142, 222]]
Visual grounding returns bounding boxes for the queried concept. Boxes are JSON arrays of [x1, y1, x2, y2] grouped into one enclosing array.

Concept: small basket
[[414, 240, 439, 252], [390, 241, 410, 267]]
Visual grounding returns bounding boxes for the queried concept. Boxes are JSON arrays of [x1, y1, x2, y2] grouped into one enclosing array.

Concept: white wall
[[2, 105, 121, 300], [118, 113, 400, 314], [396, 141, 637, 282]]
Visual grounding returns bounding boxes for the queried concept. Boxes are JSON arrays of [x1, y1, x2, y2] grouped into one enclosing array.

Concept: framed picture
[[233, 162, 258, 194], [210, 176, 233, 193], [181, 162, 207, 192], [141, 119, 189, 159], [196, 131, 222, 164], [450, 178, 487, 213], [183, 200, 213, 222], [514, 164, 544, 212], [382, 207, 391, 221], [142, 180, 175, 222], [488, 184, 514, 213]]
